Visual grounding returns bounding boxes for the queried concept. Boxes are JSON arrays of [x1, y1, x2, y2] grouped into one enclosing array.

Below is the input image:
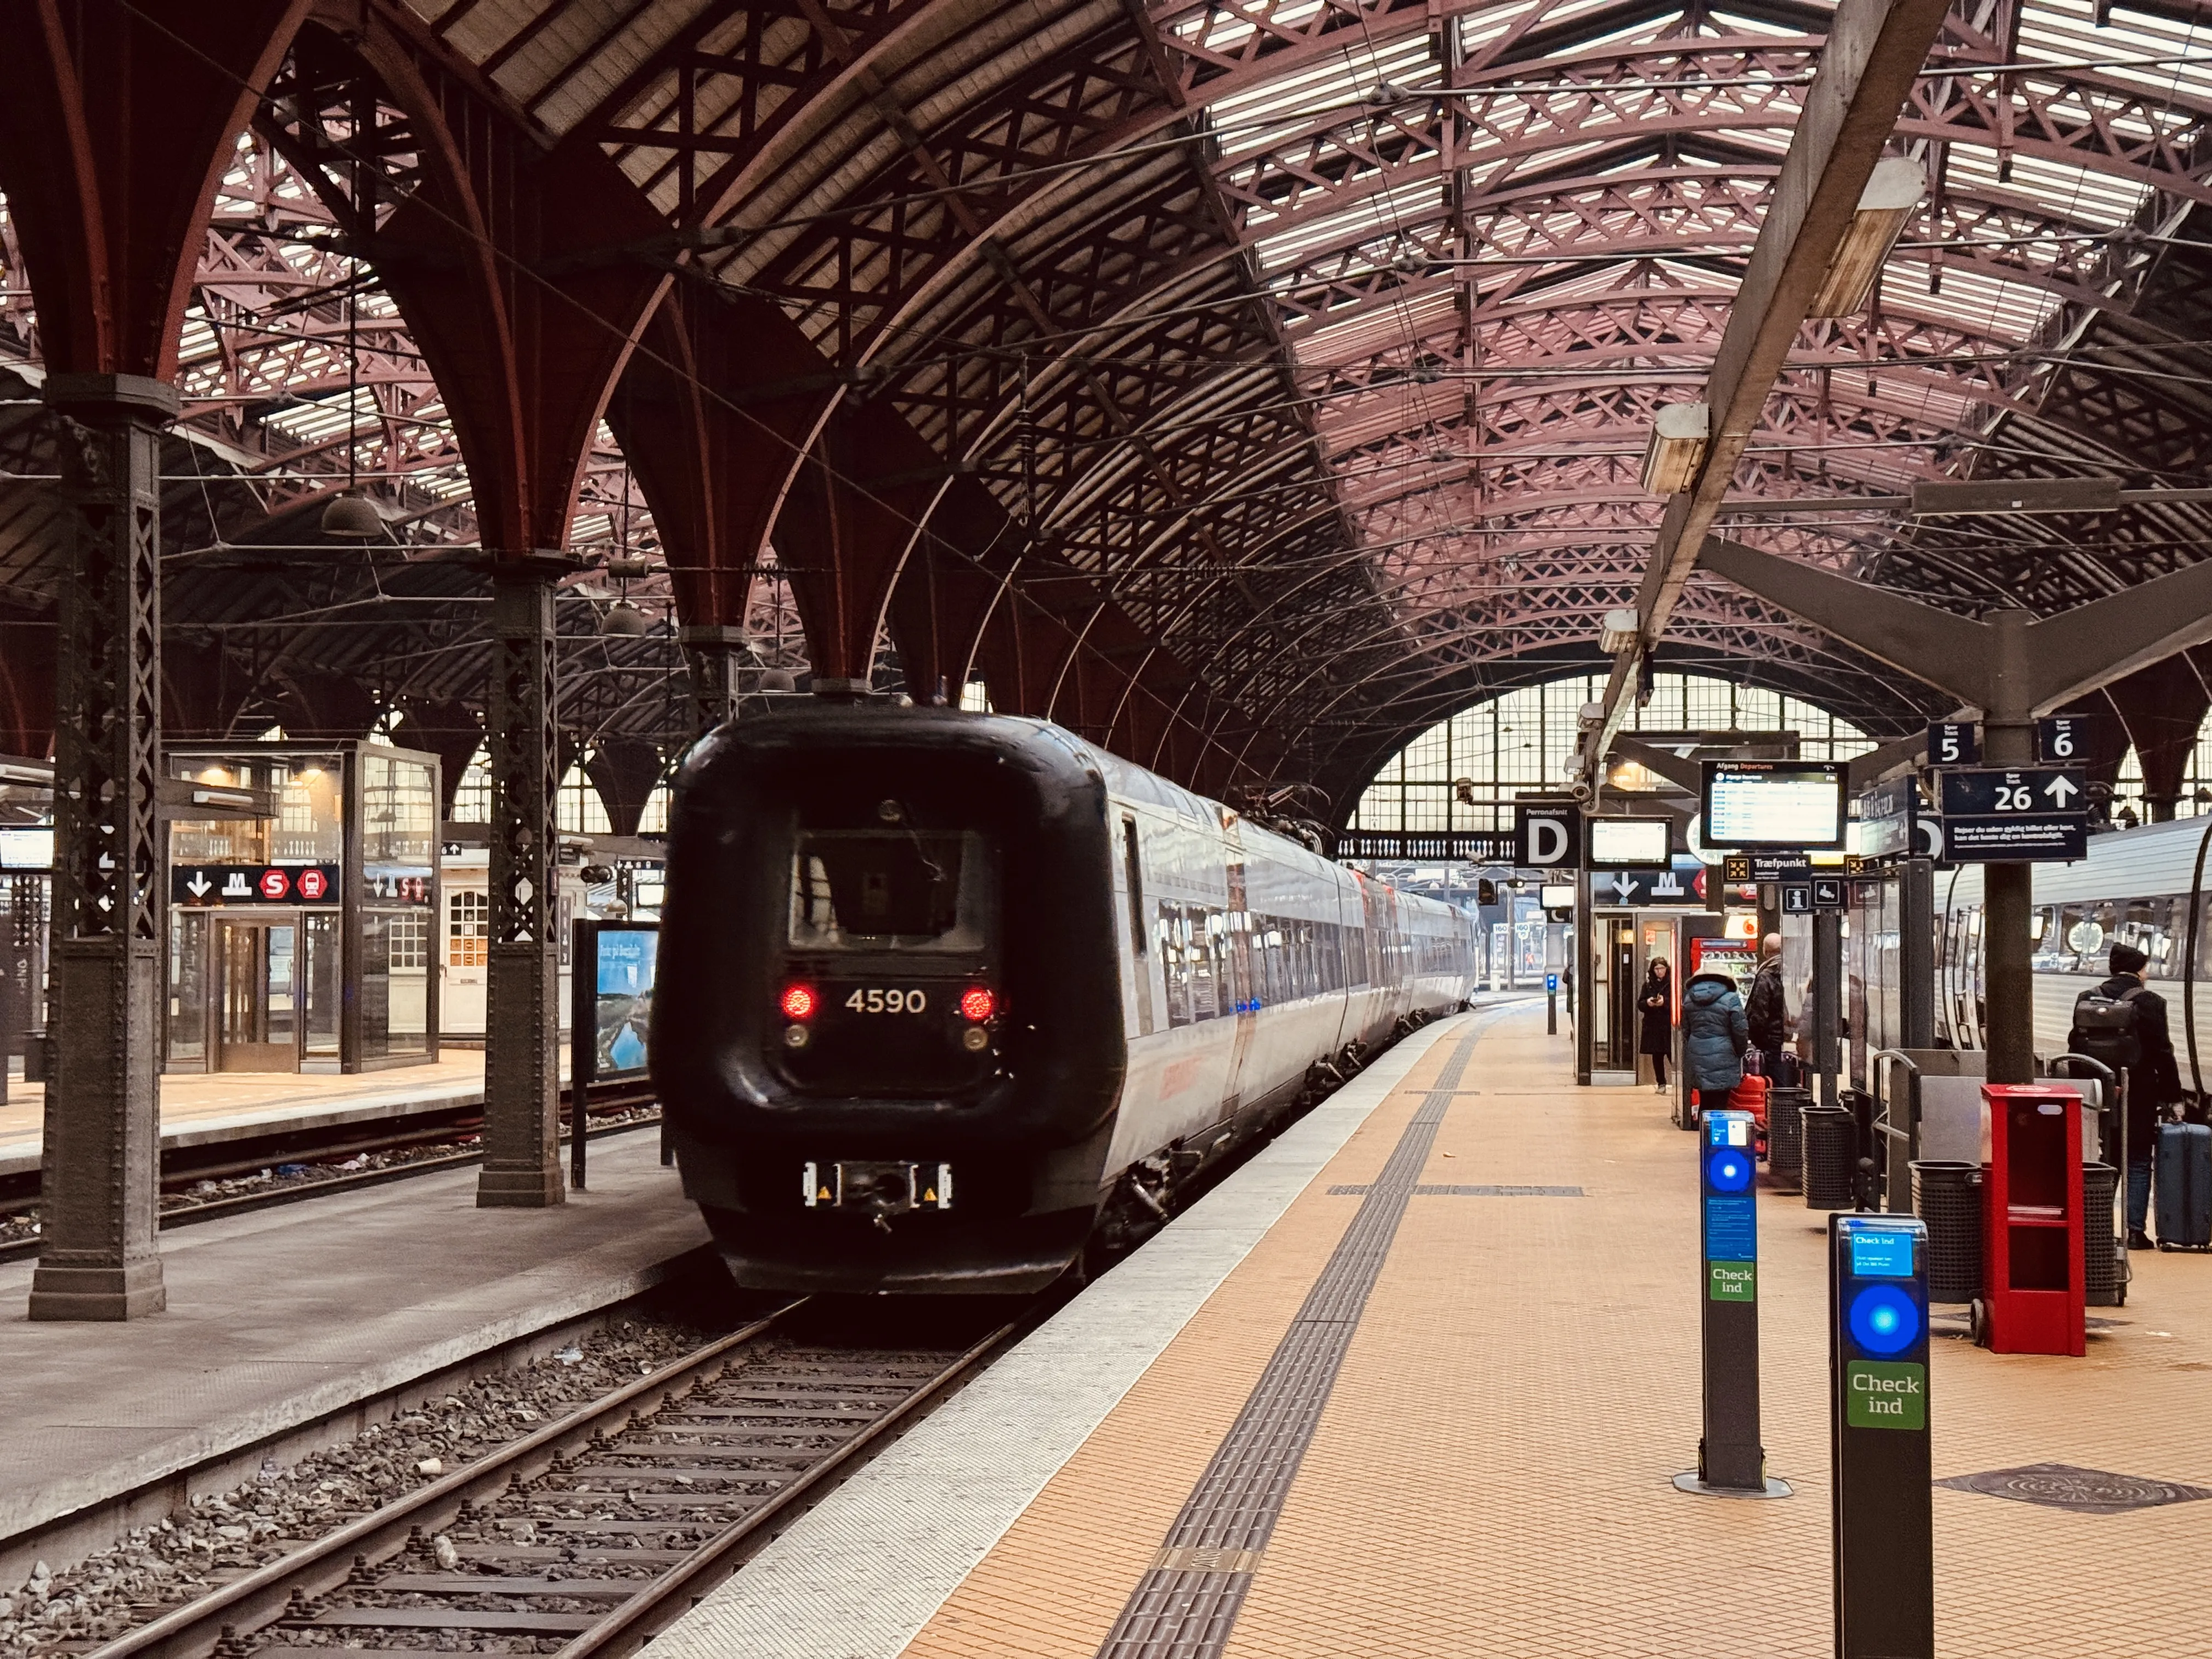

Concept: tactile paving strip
[[1325, 1183, 1585, 1197], [1935, 1462, 2212, 1513], [1092, 1028, 1486, 1659]]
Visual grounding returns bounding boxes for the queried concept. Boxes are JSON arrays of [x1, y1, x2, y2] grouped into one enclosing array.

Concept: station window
[[388, 913, 428, 971], [449, 890, 489, 968]]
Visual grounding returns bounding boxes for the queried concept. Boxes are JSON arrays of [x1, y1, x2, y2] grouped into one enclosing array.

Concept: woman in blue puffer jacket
[[1680, 971, 1749, 1109]]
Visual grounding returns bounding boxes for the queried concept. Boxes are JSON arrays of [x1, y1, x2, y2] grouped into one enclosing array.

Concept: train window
[[789, 830, 991, 951], [1158, 901, 1191, 1028], [1122, 816, 1147, 957], [1190, 908, 1222, 1020]]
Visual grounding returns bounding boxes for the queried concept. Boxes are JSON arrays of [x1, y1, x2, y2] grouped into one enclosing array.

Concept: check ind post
[[1829, 1214, 1933, 1659], [1677, 1110, 1785, 1498]]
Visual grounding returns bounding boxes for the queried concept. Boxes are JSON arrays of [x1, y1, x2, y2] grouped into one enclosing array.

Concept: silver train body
[[652, 708, 1482, 1293], [1922, 815, 2212, 1091]]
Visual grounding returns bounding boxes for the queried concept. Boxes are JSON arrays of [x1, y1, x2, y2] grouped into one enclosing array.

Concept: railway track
[[83, 1299, 1020, 1659]]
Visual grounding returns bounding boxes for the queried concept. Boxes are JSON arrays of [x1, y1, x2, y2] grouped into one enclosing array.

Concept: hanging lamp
[[322, 255, 381, 538]]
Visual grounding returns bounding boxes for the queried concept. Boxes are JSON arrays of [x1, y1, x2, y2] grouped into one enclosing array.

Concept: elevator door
[[217, 918, 301, 1071]]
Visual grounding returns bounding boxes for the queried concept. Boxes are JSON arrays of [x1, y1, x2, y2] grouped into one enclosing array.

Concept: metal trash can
[[1768, 1085, 1810, 1193], [1912, 1159, 1982, 1304], [1802, 1104, 1857, 1210], [2082, 1161, 2123, 1307]]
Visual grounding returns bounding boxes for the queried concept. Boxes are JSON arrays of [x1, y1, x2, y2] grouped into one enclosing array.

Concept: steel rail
[[556, 1322, 1018, 1659], [77, 1307, 1021, 1659], [79, 1307, 805, 1659]]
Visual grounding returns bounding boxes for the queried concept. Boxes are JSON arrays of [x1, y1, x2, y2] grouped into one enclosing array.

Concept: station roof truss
[[7, 0, 2212, 810]]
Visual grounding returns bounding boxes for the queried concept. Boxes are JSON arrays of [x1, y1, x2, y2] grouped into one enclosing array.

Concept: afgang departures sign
[[1514, 803, 1579, 870]]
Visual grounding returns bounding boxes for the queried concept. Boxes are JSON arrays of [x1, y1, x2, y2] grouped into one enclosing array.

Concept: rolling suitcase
[[2154, 1120, 2212, 1251]]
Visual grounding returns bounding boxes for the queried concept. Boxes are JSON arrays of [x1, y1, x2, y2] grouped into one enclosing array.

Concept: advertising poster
[[594, 927, 658, 1076]]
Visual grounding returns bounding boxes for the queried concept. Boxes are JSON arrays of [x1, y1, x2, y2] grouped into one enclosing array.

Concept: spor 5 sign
[[1514, 803, 1578, 870]]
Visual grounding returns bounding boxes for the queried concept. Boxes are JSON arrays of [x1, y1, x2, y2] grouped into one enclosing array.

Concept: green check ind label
[[1846, 1360, 1927, 1430], [1708, 1261, 1756, 1302]]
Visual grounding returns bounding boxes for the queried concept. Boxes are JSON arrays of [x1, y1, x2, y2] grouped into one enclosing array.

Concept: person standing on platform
[[1746, 932, 1789, 1081], [2069, 941, 2180, 1250], [1680, 969, 1749, 1119], [1638, 958, 1674, 1093]]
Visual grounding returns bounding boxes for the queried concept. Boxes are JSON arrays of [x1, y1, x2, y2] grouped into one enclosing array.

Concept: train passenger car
[[1930, 815, 2212, 1091], [651, 706, 1480, 1294]]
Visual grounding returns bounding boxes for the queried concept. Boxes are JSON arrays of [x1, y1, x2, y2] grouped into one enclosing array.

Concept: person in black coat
[[2069, 941, 2181, 1248], [1745, 933, 1789, 1079], [1637, 958, 1674, 1092]]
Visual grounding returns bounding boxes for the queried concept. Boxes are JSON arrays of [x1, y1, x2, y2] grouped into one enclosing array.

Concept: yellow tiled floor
[[903, 1007, 2212, 1658]]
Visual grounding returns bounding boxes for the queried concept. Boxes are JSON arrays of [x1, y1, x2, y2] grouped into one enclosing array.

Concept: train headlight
[[781, 983, 818, 1020], [784, 1024, 811, 1049], [961, 1025, 991, 1052]]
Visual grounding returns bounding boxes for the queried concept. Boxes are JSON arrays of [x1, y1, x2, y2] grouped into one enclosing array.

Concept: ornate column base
[[27, 1257, 167, 1321]]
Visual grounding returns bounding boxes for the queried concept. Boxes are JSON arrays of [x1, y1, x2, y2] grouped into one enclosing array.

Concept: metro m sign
[[1514, 804, 1579, 870]]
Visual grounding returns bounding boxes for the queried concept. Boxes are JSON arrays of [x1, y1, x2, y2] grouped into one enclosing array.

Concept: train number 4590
[[845, 988, 929, 1013]]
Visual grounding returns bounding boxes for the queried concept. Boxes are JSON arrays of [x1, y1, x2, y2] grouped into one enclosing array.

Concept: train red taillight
[[959, 986, 996, 1022], [781, 983, 819, 1021]]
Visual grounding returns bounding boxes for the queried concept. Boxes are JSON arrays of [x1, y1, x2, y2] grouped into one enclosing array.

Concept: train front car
[[653, 708, 1127, 1294]]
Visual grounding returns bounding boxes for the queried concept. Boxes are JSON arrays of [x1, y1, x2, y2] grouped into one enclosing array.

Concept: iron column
[[1813, 909, 1843, 1111], [30, 374, 177, 1320], [1980, 611, 2035, 1084], [478, 559, 566, 1208]]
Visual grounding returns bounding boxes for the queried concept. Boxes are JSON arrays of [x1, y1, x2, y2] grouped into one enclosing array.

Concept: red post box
[[1978, 1084, 2085, 1357]]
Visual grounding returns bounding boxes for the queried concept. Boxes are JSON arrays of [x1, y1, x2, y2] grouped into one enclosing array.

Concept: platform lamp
[[321, 256, 383, 539], [1807, 155, 1926, 318], [600, 465, 652, 635], [1640, 403, 1709, 495]]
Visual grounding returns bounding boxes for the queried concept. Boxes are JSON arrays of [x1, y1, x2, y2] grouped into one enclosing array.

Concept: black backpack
[[2072, 984, 2146, 1070]]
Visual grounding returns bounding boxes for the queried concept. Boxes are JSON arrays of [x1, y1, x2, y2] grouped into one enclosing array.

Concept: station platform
[[0, 1126, 704, 1581], [0, 1051, 572, 1181], [655, 1003, 2212, 1658]]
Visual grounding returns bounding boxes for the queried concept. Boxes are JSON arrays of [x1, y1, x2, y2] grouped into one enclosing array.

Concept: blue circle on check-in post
[[1705, 1148, 1753, 1193], [1848, 1285, 1921, 1356]]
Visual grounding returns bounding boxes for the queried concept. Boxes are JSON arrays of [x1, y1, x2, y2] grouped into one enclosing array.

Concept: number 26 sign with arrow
[[1936, 768, 2088, 861]]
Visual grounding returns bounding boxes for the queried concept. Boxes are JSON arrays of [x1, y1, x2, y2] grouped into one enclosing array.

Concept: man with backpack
[[2069, 942, 2180, 1249]]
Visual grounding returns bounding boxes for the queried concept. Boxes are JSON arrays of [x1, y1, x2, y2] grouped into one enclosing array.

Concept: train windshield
[[788, 830, 992, 951]]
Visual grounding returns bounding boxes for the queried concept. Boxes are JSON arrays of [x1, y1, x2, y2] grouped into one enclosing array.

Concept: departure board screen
[[1700, 760, 1846, 850], [1585, 817, 1671, 868]]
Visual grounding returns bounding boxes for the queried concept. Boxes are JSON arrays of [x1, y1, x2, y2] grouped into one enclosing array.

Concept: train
[[650, 706, 1483, 1294], [1901, 815, 2212, 1092]]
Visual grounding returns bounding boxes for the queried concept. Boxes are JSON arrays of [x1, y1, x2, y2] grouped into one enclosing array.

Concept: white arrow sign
[[186, 872, 211, 898], [1613, 874, 1641, 901], [2046, 775, 2080, 808]]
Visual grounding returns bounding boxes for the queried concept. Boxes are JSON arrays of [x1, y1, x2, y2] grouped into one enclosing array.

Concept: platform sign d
[[1514, 803, 1578, 870]]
